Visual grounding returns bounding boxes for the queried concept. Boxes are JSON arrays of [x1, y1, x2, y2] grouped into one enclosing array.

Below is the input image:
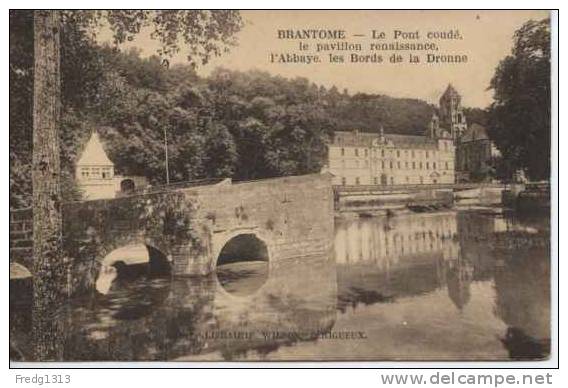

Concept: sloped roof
[[333, 130, 438, 150], [77, 132, 114, 166], [460, 123, 489, 143], [385, 134, 438, 149], [440, 83, 460, 100]]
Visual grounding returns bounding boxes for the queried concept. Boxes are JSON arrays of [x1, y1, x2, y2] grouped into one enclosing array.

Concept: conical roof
[[77, 132, 114, 166], [441, 83, 460, 100]]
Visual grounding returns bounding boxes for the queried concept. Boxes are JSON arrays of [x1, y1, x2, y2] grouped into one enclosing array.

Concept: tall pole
[[164, 126, 170, 184], [32, 10, 65, 361]]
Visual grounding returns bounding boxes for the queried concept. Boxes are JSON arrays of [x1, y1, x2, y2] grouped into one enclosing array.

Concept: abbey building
[[327, 125, 455, 186], [326, 84, 498, 186], [436, 84, 500, 181]]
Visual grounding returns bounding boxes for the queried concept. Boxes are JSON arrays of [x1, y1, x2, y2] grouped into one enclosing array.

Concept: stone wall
[[193, 173, 335, 274], [10, 173, 334, 295], [9, 208, 33, 272]]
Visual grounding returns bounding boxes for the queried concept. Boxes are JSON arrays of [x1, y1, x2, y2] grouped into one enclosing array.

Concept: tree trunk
[[32, 10, 65, 361]]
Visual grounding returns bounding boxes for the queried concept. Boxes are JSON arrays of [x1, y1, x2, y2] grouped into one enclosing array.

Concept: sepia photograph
[[9, 9, 554, 364]]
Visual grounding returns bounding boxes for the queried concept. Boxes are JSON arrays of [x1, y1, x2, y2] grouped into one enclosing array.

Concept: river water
[[10, 209, 550, 361]]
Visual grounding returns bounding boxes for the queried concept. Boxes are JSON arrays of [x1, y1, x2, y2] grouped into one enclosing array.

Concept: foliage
[[330, 93, 435, 135], [462, 107, 489, 127], [10, 10, 498, 207], [10, 10, 242, 208], [487, 18, 551, 181]]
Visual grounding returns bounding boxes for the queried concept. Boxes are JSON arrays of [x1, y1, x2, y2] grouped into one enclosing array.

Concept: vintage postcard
[[9, 10, 553, 363]]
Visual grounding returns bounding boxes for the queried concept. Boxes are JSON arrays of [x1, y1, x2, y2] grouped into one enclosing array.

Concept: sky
[[98, 10, 549, 108]]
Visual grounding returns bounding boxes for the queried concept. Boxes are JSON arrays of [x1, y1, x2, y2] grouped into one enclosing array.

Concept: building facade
[[327, 126, 455, 186], [437, 84, 499, 182], [326, 84, 500, 186], [456, 123, 501, 182], [76, 132, 148, 200]]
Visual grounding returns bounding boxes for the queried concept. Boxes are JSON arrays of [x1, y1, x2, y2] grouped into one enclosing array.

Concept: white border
[[3, 2, 561, 379]]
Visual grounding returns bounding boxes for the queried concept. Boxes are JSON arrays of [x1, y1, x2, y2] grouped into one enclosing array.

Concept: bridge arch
[[10, 262, 32, 280], [217, 233, 269, 266], [213, 231, 271, 297], [95, 242, 171, 294], [212, 229, 273, 270]]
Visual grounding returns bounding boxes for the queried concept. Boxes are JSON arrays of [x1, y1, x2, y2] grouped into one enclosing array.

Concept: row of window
[[335, 160, 452, 170], [80, 167, 113, 179], [340, 175, 442, 185], [338, 146, 450, 158]]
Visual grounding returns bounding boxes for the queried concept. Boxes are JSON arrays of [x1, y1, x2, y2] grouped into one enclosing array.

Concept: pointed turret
[[76, 131, 115, 182], [77, 132, 113, 167]]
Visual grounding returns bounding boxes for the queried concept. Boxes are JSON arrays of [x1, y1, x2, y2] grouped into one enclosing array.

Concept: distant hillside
[[325, 92, 488, 136], [325, 93, 437, 136]]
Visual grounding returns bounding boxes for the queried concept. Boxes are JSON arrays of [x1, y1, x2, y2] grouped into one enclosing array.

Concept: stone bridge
[[9, 173, 334, 295]]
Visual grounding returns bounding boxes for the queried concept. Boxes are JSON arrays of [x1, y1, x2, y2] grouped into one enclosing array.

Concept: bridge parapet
[[10, 173, 335, 295]]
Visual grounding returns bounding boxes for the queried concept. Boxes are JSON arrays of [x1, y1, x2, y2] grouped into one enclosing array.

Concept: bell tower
[[439, 84, 467, 141], [428, 112, 440, 138]]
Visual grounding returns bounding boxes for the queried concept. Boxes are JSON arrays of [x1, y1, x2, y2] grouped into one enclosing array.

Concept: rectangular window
[[102, 167, 111, 179], [355, 148, 359, 157], [390, 161, 393, 169], [396, 150, 400, 158], [341, 148, 345, 156], [397, 161, 401, 169], [412, 162, 416, 169], [445, 161, 449, 170], [433, 162, 436, 170], [355, 177, 360, 185], [419, 162, 423, 169], [426, 162, 429, 170]]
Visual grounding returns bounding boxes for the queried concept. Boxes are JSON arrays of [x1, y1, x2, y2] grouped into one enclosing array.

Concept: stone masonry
[[9, 173, 335, 295]]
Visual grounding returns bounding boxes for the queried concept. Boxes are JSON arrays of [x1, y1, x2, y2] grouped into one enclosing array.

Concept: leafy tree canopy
[[488, 18, 551, 180], [10, 10, 498, 208]]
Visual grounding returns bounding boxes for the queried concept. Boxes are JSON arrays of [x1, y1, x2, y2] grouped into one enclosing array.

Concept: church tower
[[439, 84, 467, 141], [428, 112, 440, 138]]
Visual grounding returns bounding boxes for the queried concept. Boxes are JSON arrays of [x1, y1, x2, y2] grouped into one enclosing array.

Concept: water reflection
[[10, 210, 550, 361], [13, 255, 337, 361], [326, 211, 550, 361]]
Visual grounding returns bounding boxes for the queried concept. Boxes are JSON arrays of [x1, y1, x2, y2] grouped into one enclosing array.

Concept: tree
[[32, 10, 64, 361], [27, 10, 243, 361], [487, 18, 550, 181]]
